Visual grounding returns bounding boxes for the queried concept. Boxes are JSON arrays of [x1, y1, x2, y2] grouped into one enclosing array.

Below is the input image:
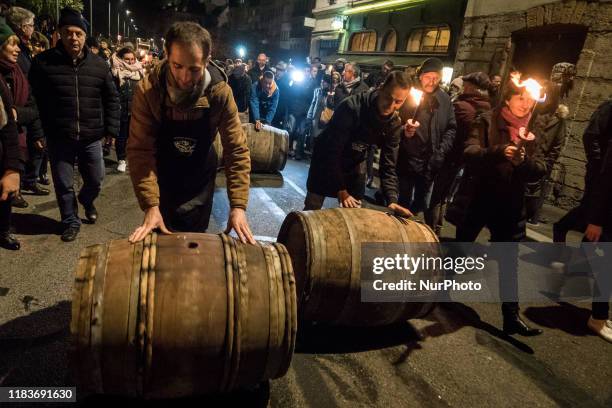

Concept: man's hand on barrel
[[225, 207, 256, 244], [255, 120, 263, 131], [387, 203, 413, 218], [129, 206, 172, 243], [337, 190, 361, 208]]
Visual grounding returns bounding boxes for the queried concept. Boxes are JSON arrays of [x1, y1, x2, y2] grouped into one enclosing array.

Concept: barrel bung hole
[[188, 242, 199, 249]]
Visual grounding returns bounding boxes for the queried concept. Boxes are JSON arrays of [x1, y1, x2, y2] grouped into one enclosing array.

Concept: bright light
[[442, 67, 453, 84], [237, 46, 246, 58], [344, 0, 425, 15], [291, 70, 305, 83], [331, 17, 343, 30], [409, 87, 423, 106], [126, 9, 131, 15]]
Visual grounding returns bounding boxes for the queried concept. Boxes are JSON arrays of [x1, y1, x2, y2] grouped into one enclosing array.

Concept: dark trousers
[[0, 199, 11, 233], [116, 118, 130, 161], [48, 138, 105, 229], [290, 114, 308, 159], [23, 137, 44, 187], [398, 172, 433, 215], [456, 201, 525, 315]]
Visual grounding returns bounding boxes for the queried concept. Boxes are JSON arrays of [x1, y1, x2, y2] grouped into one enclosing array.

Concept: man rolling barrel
[[127, 22, 255, 244], [304, 70, 412, 217]]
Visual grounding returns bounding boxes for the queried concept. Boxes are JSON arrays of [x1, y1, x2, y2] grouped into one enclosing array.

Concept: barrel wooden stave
[[71, 233, 296, 398], [277, 208, 439, 326], [214, 123, 288, 173]]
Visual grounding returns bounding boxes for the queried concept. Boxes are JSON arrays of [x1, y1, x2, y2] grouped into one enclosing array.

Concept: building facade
[[228, 0, 315, 62], [453, 0, 612, 208], [308, 0, 468, 71]]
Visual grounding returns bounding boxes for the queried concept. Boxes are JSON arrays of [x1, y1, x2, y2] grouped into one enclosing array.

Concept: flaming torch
[[509, 73, 547, 148], [407, 87, 424, 128]]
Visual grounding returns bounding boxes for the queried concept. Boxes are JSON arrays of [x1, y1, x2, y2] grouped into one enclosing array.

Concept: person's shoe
[[527, 218, 539, 226], [21, 183, 50, 196], [38, 174, 50, 185], [84, 205, 98, 224], [61, 227, 80, 242], [588, 317, 612, 343], [0, 232, 20, 250], [503, 314, 543, 336], [116, 160, 127, 173], [11, 194, 28, 208]]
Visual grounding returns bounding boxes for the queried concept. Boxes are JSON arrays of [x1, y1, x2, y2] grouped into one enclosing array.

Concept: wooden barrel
[[214, 123, 289, 173], [71, 233, 297, 398], [277, 208, 440, 326]]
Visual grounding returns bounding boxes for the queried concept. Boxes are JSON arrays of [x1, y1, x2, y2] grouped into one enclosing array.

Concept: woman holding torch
[[452, 75, 548, 336]]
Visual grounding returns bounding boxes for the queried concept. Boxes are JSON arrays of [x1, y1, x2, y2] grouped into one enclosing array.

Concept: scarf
[[111, 53, 144, 86], [0, 58, 28, 107], [500, 105, 531, 144], [344, 76, 361, 92], [165, 65, 211, 111], [259, 78, 277, 97]]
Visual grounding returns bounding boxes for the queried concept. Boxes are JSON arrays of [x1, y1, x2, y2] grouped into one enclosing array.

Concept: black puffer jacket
[[29, 44, 120, 142]]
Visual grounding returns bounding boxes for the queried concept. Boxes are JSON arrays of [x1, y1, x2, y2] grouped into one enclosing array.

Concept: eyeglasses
[[23, 23, 34, 28]]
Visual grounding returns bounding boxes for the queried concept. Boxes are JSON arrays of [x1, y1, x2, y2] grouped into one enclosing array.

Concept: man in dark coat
[[29, 7, 120, 242], [399, 58, 457, 229], [247, 53, 270, 83], [552, 99, 612, 342], [228, 63, 251, 113], [426, 72, 491, 234], [331, 61, 369, 109], [365, 59, 393, 89], [304, 71, 412, 217]]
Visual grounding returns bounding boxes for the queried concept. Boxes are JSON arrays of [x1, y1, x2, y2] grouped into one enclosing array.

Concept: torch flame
[[510, 74, 546, 103], [409, 87, 424, 106]]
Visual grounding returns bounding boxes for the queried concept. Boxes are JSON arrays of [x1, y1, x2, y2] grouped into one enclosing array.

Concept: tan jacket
[[127, 60, 250, 211]]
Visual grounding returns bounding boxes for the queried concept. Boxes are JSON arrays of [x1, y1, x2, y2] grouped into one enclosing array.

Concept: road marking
[[254, 235, 277, 242], [526, 228, 553, 243], [284, 177, 306, 197], [251, 188, 287, 223]]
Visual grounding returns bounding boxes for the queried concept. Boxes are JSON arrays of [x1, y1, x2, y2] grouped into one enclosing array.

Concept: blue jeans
[[48, 138, 105, 229]]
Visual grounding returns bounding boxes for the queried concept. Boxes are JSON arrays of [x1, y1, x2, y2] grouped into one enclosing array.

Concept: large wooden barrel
[[214, 123, 289, 173], [71, 233, 297, 398], [277, 208, 440, 326]]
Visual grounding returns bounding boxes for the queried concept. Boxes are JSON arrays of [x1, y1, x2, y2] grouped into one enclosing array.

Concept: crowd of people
[[0, 6, 609, 343]]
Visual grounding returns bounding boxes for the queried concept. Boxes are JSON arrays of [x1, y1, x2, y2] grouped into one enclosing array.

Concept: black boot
[[0, 232, 20, 250], [503, 313, 543, 336]]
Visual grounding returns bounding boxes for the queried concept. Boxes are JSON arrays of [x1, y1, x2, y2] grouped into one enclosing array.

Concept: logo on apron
[[173, 137, 198, 156]]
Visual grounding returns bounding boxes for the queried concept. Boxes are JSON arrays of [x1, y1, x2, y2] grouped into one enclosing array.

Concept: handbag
[[319, 107, 334, 126]]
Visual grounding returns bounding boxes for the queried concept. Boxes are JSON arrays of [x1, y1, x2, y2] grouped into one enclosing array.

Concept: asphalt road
[[0, 157, 610, 407]]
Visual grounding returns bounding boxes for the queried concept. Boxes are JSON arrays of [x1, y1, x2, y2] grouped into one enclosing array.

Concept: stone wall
[[453, 0, 612, 209]]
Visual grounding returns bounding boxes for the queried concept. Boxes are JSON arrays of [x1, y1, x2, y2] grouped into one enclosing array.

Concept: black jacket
[[0, 69, 43, 141], [307, 89, 401, 203], [582, 100, 612, 226], [397, 88, 457, 179], [228, 74, 251, 113], [29, 44, 120, 142], [17, 39, 32, 76], [0, 80, 22, 172], [247, 64, 269, 84], [331, 79, 369, 109], [115, 76, 142, 122]]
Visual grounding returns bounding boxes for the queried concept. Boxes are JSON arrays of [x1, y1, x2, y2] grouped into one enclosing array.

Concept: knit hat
[[417, 57, 444, 76], [462, 72, 491, 90], [58, 7, 88, 33], [0, 20, 14, 46]]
